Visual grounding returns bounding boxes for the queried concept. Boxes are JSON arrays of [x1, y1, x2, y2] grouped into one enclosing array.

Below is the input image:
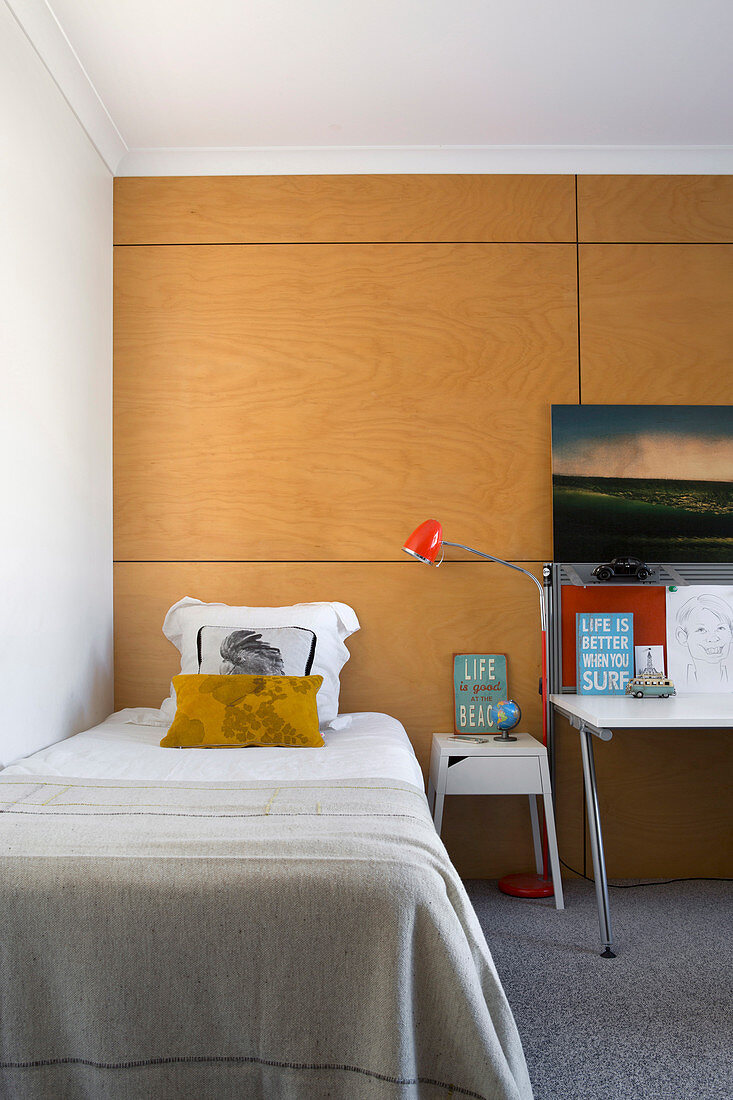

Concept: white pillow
[[159, 597, 360, 728]]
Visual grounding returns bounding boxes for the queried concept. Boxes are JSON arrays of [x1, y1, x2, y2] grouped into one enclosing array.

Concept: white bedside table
[[427, 732, 564, 909]]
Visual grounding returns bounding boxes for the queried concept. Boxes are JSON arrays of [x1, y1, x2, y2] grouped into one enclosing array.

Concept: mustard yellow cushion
[[160, 674, 325, 748]]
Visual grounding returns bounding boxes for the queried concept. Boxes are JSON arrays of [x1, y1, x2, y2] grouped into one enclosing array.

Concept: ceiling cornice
[[8, 0, 733, 179], [117, 144, 733, 177], [5, 0, 127, 173]]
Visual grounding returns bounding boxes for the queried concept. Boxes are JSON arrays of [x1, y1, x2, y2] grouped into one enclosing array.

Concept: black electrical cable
[[559, 857, 733, 888]]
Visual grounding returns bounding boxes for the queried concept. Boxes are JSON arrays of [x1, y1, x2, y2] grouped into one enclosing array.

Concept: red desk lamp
[[403, 518, 554, 900]]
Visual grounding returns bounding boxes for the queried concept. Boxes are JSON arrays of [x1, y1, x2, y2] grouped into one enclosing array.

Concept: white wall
[[0, 3, 113, 765]]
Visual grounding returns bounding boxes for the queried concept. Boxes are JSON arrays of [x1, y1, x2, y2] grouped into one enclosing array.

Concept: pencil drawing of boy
[[675, 593, 733, 689]]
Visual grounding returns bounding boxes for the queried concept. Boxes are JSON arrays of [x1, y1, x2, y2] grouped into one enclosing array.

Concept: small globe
[[489, 699, 521, 732]]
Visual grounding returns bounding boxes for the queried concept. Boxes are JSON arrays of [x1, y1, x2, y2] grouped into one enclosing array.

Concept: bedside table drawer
[[444, 755, 543, 795]]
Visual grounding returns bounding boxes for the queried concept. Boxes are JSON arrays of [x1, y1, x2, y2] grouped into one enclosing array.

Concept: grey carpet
[[465, 878, 733, 1100]]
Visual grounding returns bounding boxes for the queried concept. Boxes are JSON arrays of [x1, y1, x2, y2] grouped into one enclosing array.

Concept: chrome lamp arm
[[441, 541, 547, 631]]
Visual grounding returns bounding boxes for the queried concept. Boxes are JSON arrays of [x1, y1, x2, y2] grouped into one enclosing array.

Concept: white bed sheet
[[1, 709, 425, 788]]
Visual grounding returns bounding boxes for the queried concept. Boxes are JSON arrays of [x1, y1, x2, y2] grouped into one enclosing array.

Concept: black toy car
[[592, 556, 651, 581]]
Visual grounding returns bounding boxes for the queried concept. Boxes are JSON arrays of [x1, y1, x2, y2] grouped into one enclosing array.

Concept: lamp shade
[[403, 519, 443, 564]]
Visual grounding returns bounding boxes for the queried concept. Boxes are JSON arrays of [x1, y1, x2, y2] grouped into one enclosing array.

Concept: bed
[[0, 598, 532, 1100]]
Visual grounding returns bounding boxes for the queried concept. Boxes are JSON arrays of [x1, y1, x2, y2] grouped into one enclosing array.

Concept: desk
[[550, 693, 733, 957]]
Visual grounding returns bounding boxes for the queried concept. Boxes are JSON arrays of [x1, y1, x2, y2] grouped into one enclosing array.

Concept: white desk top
[[550, 693, 733, 729]]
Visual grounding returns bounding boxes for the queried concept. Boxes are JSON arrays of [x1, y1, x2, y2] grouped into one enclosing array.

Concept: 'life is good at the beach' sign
[[576, 613, 634, 695], [453, 654, 508, 733]]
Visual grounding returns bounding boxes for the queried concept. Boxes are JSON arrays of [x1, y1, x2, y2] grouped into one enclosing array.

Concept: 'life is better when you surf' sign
[[576, 613, 634, 695]]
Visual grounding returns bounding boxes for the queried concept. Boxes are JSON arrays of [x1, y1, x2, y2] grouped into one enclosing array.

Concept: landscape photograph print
[[551, 405, 733, 563]]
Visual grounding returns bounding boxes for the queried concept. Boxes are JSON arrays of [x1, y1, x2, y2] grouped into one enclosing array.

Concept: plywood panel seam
[[574, 175, 582, 405], [114, 240, 576, 248], [579, 241, 733, 246]]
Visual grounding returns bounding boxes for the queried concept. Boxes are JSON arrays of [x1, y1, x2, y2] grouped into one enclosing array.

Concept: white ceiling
[[9, 0, 733, 174]]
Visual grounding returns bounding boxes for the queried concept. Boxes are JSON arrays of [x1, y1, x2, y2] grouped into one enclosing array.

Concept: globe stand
[[493, 731, 517, 742]]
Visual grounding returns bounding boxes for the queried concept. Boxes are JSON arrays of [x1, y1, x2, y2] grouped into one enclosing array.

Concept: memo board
[[548, 562, 733, 694], [561, 586, 666, 690]]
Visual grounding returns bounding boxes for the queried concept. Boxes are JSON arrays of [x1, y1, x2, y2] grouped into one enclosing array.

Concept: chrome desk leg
[[579, 725, 616, 958]]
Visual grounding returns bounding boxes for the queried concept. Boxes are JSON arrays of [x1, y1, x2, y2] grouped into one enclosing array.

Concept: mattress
[[1, 708, 425, 787]]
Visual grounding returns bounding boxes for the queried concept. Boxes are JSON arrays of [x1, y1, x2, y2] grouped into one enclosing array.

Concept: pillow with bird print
[[197, 625, 316, 677]]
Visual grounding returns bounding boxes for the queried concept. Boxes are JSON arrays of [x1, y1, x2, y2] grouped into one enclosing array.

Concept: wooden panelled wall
[[114, 174, 733, 879]]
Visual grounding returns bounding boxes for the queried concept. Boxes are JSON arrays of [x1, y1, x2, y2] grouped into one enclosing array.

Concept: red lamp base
[[498, 873, 554, 899]]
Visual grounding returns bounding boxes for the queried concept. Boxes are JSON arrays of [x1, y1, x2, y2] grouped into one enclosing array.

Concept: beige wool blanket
[[0, 774, 532, 1100]]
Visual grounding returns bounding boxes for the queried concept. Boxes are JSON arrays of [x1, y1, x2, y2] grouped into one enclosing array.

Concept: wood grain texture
[[114, 243, 578, 562], [579, 244, 733, 403], [114, 560, 548, 878], [112, 173, 733, 879], [578, 175, 733, 243], [594, 728, 733, 878], [552, 715, 732, 878], [114, 175, 577, 245]]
